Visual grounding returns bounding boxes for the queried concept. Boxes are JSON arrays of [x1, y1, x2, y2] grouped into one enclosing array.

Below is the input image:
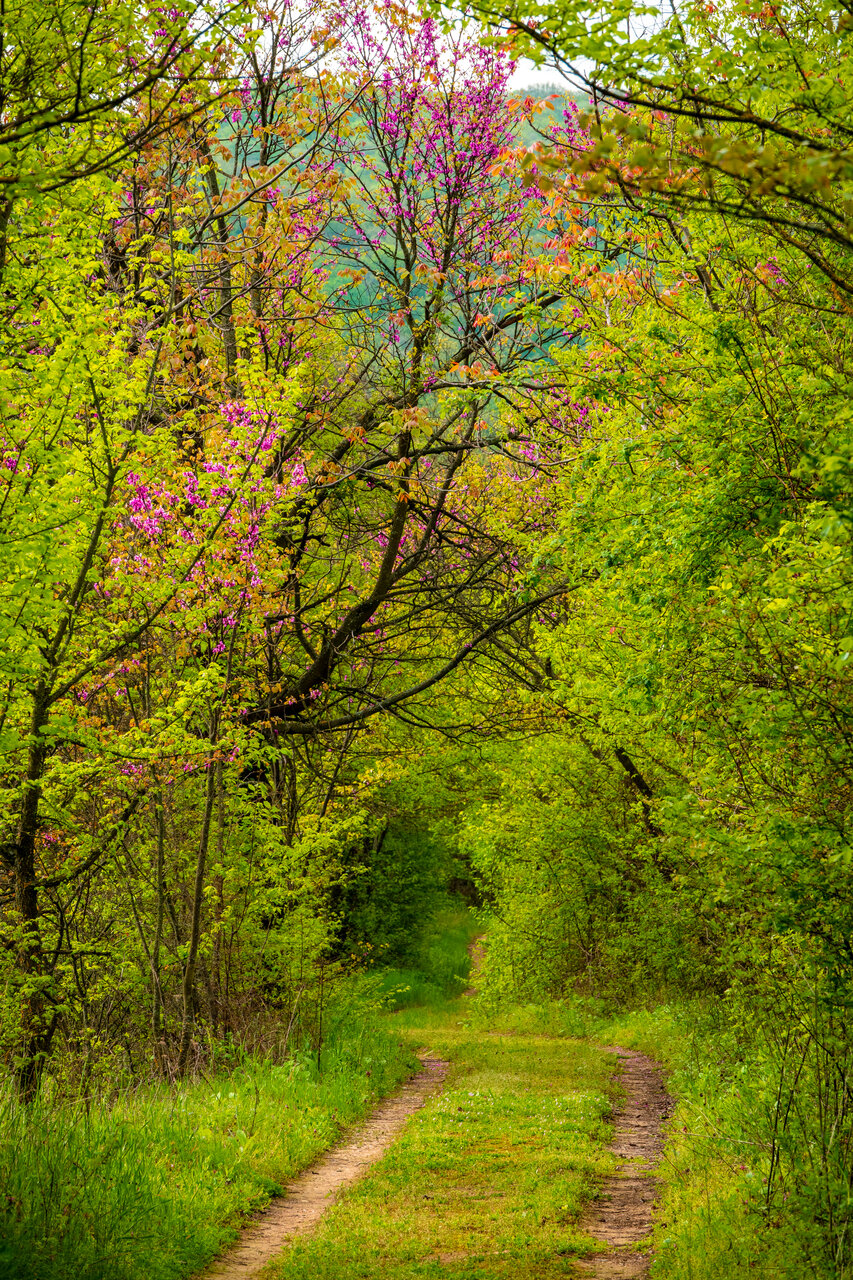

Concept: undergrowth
[[470, 979, 851, 1280], [471, 912, 853, 1280], [598, 1002, 851, 1280], [0, 910, 476, 1280], [366, 909, 477, 1010], [0, 1007, 412, 1280]]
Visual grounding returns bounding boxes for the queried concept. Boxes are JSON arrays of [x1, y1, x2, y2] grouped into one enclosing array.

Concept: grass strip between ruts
[[268, 998, 616, 1280]]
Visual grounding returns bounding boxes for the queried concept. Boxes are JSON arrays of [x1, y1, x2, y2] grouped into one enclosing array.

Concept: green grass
[[433, 939, 826, 1280], [0, 1017, 414, 1280], [0, 910, 476, 1280], [267, 996, 616, 1280], [0, 917, 646, 1280], [571, 1002, 843, 1280], [0, 909, 477, 1280]]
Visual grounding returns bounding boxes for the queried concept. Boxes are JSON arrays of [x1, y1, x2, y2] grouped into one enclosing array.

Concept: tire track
[[201, 1053, 448, 1280], [575, 1046, 671, 1279]]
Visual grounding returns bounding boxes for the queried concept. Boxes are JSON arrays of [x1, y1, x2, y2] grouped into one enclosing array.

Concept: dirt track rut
[[575, 1046, 671, 1278], [201, 1054, 448, 1279]]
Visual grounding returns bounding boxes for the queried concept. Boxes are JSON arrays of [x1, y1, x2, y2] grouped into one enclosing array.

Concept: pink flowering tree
[[231, 10, 591, 746], [0, 0, 601, 1087]]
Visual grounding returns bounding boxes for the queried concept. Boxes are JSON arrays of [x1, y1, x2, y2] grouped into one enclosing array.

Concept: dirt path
[[576, 1047, 671, 1279], [198, 947, 668, 1280], [201, 1054, 448, 1280]]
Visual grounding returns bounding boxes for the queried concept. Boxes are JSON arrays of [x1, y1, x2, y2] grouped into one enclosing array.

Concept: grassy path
[[257, 997, 620, 1280]]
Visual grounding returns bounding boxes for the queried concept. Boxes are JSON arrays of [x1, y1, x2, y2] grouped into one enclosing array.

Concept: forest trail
[[200, 943, 671, 1280], [576, 1047, 671, 1278], [201, 1054, 449, 1279]]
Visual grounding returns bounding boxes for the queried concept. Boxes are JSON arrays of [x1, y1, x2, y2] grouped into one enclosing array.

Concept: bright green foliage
[[0, 0, 244, 195], [366, 908, 479, 1009], [535, 246, 853, 969], [4, 0, 853, 1269], [460, 223, 853, 1271], [461, 737, 707, 1003]]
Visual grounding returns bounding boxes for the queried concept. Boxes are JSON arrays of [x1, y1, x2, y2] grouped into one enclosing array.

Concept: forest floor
[[200, 980, 670, 1279]]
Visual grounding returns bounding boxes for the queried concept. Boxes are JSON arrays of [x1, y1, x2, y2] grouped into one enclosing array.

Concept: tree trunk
[[13, 693, 54, 1101], [210, 759, 228, 1037], [176, 758, 217, 1077], [151, 790, 168, 1074]]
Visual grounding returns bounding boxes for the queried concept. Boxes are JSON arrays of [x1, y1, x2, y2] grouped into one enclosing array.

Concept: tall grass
[[0, 1016, 413, 1280], [592, 1000, 853, 1280]]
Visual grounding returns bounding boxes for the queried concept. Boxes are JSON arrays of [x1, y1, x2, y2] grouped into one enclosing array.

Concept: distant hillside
[[512, 83, 590, 147]]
